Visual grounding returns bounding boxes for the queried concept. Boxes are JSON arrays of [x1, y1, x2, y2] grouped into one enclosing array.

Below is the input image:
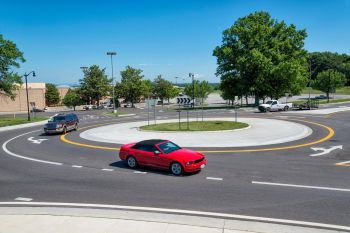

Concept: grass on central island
[[139, 120, 249, 131]]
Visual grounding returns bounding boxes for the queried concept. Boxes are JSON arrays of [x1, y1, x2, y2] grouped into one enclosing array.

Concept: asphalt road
[[1, 106, 350, 228]]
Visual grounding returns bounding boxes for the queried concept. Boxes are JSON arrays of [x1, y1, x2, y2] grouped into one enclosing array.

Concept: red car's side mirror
[[154, 150, 161, 156]]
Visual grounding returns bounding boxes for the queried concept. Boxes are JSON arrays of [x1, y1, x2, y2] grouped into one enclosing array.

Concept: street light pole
[[309, 58, 312, 109], [107, 52, 117, 113], [23, 71, 36, 121], [189, 73, 195, 108]]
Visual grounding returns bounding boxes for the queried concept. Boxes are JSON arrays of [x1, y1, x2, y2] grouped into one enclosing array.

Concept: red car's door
[[153, 153, 172, 169], [133, 145, 157, 166], [134, 150, 153, 166]]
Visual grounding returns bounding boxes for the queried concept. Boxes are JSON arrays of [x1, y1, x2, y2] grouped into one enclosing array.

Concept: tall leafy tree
[[79, 65, 112, 105], [0, 34, 25, 99], [184, 80, 212, 104], [63, 89, 82, 111], [313, 69, 347, 102], [45, 83, 60, 106], [309, 52, 350, 84], [118, 66, 145, 107], [153, 75, 175, 105], [213, 11, 308, 104]]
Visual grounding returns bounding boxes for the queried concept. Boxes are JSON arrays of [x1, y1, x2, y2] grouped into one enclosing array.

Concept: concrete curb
[[0, 207, 345, 233]]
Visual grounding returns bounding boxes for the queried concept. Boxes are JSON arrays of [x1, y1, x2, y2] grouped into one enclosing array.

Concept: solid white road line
[[206, 177, 223, 181], [2, 130, 62, 166], [0, 201, 349, 231], [335, 160, 350, 165], [72, 165, 83, 168], [14, 197, 32, 202], [252, 181, 350, 192], [102, 168, 114, 172]]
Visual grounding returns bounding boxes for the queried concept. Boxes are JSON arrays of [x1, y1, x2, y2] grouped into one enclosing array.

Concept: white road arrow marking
[[27, 137, 48, 144], [310, 145, 343, 157]]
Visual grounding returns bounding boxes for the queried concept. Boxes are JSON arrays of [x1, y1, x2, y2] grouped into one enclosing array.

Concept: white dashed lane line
[[14, 197, 32, 202], [72, 165, 83, 168], [102, 168, 114, 172], [134, 171, 147, 174], [206, 177, 223, 181], [252, 181, 350, 192]]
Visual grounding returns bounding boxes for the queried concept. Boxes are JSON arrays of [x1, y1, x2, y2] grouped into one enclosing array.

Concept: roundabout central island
[[80, 118, 312, 148]]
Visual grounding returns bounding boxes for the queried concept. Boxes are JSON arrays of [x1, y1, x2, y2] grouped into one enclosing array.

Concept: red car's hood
[[169, 148, 204, 161]]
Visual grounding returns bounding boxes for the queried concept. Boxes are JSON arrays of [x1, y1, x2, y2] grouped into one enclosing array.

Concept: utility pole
[[23, 71, 36, 121], [107, 52, 117, 113]]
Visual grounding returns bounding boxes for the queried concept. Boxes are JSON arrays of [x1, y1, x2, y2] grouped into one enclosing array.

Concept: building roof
[[20, 83, 46, 89]]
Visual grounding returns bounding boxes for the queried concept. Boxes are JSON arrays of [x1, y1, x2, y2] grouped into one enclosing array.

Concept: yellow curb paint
[[60, 119, 334, 153]]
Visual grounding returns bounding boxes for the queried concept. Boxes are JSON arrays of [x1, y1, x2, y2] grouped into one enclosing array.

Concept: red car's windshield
[[158, 141, 181, 154]]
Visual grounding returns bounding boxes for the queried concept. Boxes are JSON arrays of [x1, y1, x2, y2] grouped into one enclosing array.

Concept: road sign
[[177, 97, 191, 105]]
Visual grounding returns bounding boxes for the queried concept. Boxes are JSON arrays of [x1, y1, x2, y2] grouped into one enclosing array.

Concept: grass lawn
[[0, 117, 48, 127], [139, 120, 249, 131], [301, 86, 350, 95]]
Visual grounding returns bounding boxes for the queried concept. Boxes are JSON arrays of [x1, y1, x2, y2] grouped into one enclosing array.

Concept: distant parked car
[[83, 105, 92, 110], [30, 107, 45, 112], [123, 102, 132, 108], [119, 139, 206, 175], [44, 113, 79, 134]]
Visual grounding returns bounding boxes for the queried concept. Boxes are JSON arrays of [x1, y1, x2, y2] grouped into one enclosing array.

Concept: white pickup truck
[[258, 100, 293, 112]]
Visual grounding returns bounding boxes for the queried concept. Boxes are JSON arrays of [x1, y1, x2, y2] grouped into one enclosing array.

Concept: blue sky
[[1, 0, 349, 84]]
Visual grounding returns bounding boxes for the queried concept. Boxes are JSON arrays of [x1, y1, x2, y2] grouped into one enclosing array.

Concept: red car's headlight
[[185, 161, 194, 166]]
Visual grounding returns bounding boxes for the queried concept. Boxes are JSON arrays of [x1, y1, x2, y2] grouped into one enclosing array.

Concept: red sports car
[[119, 139, 206, 175]]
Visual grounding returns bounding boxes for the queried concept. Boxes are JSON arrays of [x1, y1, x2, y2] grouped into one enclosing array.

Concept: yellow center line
[[60, 119, 334, 153]]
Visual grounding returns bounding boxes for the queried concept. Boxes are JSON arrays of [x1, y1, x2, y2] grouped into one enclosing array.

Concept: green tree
[[0, 34, 25, 99], [141, 79, 154, 98], [153, 75, 175, 105], [79, 65, 112, 105], [309, 52, 350, 84], [213, 11, 308, 105], [45, 83, 60, 106], [184, 80, 212, 105], [118, 66, 145, 107], [313, 69, 347, 102], [63, 89, 82, 111]]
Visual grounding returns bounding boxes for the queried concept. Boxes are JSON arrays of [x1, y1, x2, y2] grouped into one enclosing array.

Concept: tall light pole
[[189, 73, 195, 108], [23, 71, 36, 121], [175, 77, 179, 85], [308, 58, 313, 109], [107, 52, 117, 113]]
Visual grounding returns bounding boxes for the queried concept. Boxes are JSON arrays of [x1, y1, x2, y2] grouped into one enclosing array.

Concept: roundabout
[[1, 109, 349, 230]]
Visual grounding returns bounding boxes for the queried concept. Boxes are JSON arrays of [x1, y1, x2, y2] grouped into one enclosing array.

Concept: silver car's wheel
[[127, 156, 137, 168], [74, 123, 78, 131], [171, 162, 183, 175]]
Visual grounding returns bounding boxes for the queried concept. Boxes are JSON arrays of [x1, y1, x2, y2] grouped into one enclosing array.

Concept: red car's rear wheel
[[127, 156, 137, 168]]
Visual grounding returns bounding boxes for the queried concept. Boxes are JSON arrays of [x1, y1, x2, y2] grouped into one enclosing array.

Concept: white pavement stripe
[[14, 197, 32, 202], [336, 160, 350, 165], [252, 181, 350, 192], [72, 165, 83, 168], [0, 202, 349, 231], [2, 130, 63, 166], [102, 168, 113, 172], [206, 177, 223, 181], [134, 171, 147, 174]]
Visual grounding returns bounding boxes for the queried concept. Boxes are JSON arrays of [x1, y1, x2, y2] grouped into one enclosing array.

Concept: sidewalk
[[0, 207, 346, 233]]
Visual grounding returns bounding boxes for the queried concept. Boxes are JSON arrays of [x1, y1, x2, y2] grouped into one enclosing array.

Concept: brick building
[[0, 83, 73, 113]]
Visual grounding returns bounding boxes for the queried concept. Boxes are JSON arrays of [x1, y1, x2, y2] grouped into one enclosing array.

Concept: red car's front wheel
[[170, 162, 183, 176]]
